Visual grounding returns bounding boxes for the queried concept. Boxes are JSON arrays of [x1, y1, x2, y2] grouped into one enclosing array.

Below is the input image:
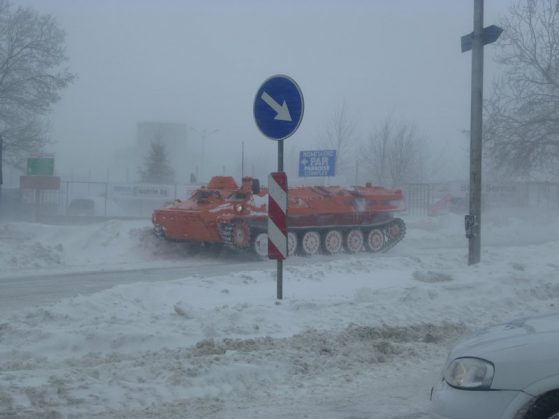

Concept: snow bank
[[0, 210, 559, 418], [0, 220, 205, 277]]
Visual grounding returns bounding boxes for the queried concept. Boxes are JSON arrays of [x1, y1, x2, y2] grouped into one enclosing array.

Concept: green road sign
[[27, 157, 54, 176]]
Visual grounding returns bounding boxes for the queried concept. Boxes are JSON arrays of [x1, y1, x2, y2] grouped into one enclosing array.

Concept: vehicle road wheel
[[523, 390, 559, 419], [301, 231, 320, 256], [288, 232, 298, 256], [323, 230, 343, 254], [231, 222, 251, 248], [345, 229, 364, 253], [387, 219, 404, 240], [366, 229, 385, 252], [253, 232, 268, 257]]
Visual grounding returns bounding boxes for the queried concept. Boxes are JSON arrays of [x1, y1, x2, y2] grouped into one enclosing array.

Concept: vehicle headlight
[[235, 203, 244, 213], [444, 357, 494, 389]]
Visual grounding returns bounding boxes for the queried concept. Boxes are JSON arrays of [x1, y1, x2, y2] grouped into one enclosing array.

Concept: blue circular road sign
[[254, 75, 304, 141]]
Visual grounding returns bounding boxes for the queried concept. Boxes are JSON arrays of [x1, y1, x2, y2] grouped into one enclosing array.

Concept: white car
[[430, 312, 559, 419]]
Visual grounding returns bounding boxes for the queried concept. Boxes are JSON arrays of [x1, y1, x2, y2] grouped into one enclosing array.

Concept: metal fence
[[2, 180, 559, 222], [1, 181, 199, 221], [403, 182, 559, 216]]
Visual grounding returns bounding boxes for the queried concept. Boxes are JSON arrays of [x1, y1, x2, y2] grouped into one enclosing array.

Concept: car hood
[[448, 312, 559, 390]]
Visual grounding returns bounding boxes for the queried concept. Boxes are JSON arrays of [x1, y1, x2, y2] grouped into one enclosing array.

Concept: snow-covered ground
[[1, 209, 559, 418]]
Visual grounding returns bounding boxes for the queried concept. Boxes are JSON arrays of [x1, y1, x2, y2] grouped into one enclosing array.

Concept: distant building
[[136, 121, 191, 184]]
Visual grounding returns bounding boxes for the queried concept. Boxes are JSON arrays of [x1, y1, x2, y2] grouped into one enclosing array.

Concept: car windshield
[[192, 190, 212, 200], [227, 192, 246, 201]]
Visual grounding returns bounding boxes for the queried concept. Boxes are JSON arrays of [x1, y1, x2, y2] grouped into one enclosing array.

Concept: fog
[[11, 0, 513, 184]]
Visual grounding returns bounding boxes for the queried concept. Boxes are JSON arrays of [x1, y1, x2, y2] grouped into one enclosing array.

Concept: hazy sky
[[12, 0, 514, 183]]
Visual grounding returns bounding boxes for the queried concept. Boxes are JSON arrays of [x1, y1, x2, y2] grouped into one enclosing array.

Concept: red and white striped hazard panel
[[268, 172, 288, 260]]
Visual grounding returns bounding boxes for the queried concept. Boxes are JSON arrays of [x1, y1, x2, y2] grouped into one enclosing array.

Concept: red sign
[[268, 172, 288, 260], [20, 176, 61, 190]]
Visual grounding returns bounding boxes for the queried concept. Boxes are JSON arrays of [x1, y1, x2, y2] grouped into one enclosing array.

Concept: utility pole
[[0, 136, 3, 215], [468, 0, 484, 265], [461, 1, 502, 265], [241, 141, 245, 178]]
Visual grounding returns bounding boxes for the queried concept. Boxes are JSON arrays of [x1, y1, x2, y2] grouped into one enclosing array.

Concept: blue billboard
[[298, 150, 336, 177]]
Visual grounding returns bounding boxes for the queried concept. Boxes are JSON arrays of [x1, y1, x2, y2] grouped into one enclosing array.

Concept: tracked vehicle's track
[[218, 223, 236, 248], [219, 217, 406, 256], [380, 218, 406, 252]]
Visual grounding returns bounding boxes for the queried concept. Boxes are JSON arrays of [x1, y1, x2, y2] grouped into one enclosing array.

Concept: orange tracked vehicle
[[152, 175, 406, 257]]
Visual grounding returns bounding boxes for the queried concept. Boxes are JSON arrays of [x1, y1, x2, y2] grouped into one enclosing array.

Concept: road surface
[[0, 259, 277, 314]]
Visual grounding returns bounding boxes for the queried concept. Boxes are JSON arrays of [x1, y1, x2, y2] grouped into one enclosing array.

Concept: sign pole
[[253, 74, 304, 300], [278, 140, 284, 172], [277, 140, 284, 299]]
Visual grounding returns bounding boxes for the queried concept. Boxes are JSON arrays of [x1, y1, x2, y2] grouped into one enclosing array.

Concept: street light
[[187, 126, 219, 182]]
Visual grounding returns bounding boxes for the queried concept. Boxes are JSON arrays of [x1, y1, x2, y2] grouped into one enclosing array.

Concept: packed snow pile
[[0, 219, 204, 276], [1, 209, 559, 418]]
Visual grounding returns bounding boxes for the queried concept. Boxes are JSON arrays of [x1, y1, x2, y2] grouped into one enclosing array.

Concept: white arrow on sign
[[261, 91, 292, 121]]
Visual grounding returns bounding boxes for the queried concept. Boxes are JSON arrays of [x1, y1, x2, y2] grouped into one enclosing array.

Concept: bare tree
[[485, 0, 559, 179], [0, 0, 75, 167], [138, 136, 175, 184], [361, 117, 425, 188], [318, 104, 358, 179]]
